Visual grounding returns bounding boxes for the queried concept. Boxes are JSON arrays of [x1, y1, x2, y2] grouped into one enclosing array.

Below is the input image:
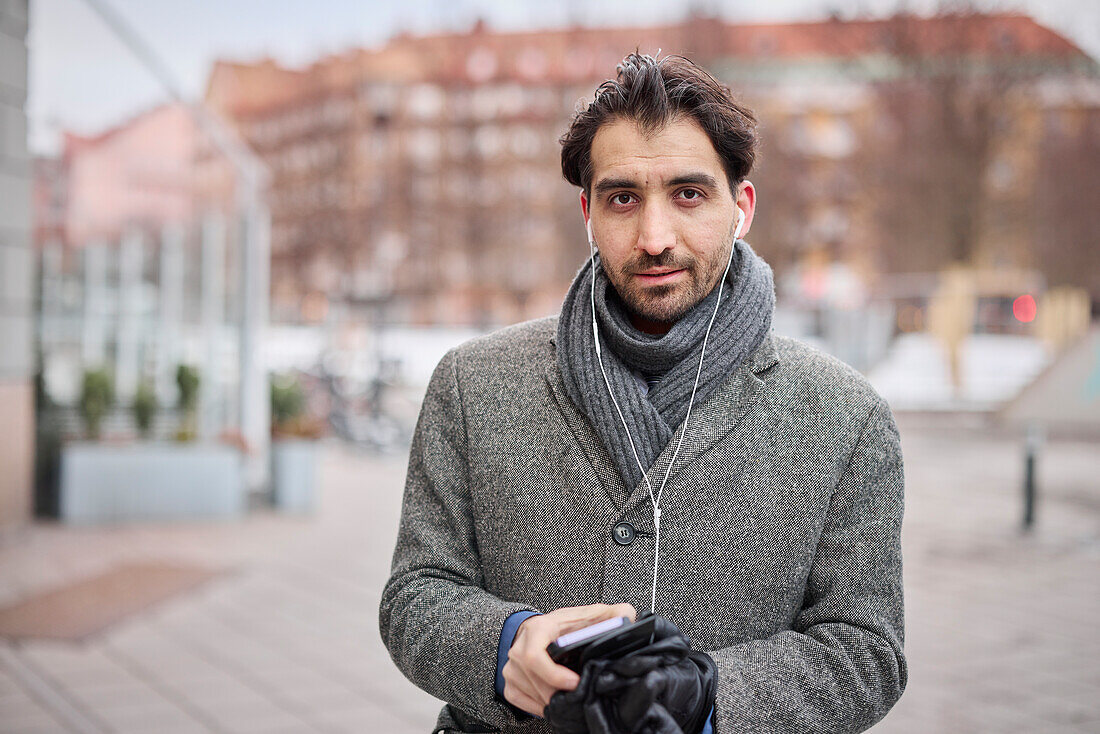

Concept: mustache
[[619, 250, 695, 275]]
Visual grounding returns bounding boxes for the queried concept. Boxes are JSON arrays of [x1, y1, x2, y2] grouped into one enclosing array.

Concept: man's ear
[[736, 180, 757, 239], [579, 190, 592, 244]]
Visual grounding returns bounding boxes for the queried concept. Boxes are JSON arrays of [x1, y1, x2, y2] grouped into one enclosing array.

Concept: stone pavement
[[0, 415, 1098, 733]]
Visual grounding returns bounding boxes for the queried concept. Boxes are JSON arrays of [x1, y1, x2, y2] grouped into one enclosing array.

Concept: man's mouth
[[634, 268, 685, 285]]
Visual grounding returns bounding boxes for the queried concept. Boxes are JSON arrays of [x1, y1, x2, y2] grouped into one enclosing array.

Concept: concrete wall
[[0, 0, 33, 541]]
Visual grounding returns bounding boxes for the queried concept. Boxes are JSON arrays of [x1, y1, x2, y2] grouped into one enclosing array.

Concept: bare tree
[[858, 9, 1034, 274], [1034, 97, 1100, 302]]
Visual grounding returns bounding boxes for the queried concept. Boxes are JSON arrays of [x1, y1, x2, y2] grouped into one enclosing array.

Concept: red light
[[1013, 294, 1037, 323]]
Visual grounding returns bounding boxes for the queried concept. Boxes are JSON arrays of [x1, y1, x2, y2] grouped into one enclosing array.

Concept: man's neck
[[630, 313, 674, 336]]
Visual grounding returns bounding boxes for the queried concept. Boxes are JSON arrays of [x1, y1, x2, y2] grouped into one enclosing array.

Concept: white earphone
[[587, 206, 745, 613]]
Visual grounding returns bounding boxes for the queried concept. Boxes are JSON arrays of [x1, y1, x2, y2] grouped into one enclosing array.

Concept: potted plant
[[79, 368, 114, 440], [270, 373, 322, 512], [58, 363, 245, 524], [175, 364, 200, 441], [133, 380, 157, 440]]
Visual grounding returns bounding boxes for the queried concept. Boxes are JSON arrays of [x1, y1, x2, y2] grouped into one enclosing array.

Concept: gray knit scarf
[[557, 239, 775, 492]]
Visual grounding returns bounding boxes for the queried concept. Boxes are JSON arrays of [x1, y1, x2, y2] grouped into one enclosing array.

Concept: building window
[[516, 48, 548, 79], [474, 125, 503, 159], [510, 125, 540, 158], [408, 84, 445, 120], [409, 129, 442, 165], [467, 47, 498, 82]]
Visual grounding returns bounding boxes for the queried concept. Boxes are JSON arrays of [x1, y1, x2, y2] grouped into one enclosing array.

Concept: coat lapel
[[545, 331, 780, 515], [544, 362, 631, 510], [622, 332, 780, 517]]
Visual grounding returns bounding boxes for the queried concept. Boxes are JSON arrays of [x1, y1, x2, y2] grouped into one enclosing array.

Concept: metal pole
[[115, 229, 142, 402], [39, 242, 62, 352], [81, 241, 106, 368], [1022, 423, 1043, 531], [201, 213, 226, 440], [80, 0, 267, 185], [157, 224, 184, 406], [239, 184, 271, 492]]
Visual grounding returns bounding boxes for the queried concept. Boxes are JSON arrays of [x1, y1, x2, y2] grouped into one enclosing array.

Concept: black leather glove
[[545, 616, 716, 734]]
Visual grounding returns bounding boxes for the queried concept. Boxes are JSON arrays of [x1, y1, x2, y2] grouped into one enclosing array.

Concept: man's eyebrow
[[668, 173, 721, 190], [592, 177, 638, 196]]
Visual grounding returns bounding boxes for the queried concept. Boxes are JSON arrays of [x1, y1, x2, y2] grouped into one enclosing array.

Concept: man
[[380, 53, 906, 734]]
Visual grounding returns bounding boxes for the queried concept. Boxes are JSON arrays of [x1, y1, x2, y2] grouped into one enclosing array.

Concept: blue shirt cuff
[[701, 706, 714, 734], [495, 610, 541, 698]]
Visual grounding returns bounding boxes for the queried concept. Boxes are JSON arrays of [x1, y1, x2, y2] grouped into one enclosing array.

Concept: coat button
[[612, 522, 636, 546]]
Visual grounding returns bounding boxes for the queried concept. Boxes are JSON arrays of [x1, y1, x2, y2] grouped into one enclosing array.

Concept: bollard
[[1022, 423, 1044, 531], [1023, 444, 1036, 530]]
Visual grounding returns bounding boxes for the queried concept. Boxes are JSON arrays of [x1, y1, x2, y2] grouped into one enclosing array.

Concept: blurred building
[[33, 104, 203, 399], [35, 102, 198, 250], [0, 0, 32, 538], [201, 12, 1099, 327], [66, 104, 197, 245], [33, 101, 215, 403]]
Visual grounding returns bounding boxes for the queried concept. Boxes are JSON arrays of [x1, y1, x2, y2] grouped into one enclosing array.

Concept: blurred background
[[0, 0, 1097, 732]]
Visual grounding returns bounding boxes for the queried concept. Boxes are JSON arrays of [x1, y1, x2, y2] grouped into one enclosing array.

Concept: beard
[[606, 234, 735, 327]]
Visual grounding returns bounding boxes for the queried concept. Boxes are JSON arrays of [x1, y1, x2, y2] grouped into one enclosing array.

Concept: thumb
[[562, 603, 636, 630], [608, 603, 637, 622]]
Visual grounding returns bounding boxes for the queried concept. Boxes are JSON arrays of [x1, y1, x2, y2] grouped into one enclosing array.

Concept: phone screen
[[554, 616, 626, 648]]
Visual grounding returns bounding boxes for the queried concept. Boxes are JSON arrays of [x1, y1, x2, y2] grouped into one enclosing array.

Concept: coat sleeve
[[710, 398, 907, 734], [378, 349, 539, 729]]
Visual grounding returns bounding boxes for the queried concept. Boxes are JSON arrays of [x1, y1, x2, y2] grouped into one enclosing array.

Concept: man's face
[[582, 116, 754, 334]]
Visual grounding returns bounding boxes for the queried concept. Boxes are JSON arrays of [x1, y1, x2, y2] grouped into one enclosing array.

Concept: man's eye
[[678, 189, 702, 200], [612, 193, 635, 206]]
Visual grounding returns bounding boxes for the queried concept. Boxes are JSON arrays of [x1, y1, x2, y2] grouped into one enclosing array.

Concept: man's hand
[[502, 602, 636, 718]]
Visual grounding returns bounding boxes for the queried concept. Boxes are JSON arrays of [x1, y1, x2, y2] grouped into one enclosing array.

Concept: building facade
[[201, 13, 1098, 327], [0, 0, 32, 538]]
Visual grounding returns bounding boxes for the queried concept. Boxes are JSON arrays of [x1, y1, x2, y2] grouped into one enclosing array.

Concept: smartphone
[[546, 612, 657, 673]]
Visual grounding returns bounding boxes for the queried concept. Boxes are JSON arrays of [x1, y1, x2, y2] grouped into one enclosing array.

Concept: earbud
[[586, 218, 595, 250]]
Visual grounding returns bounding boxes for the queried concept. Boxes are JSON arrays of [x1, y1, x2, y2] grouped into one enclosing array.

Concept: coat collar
[[545, 330, 779, 513]]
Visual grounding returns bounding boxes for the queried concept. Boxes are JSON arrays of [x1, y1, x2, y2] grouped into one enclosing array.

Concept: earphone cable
[[587, 212, 742, 613]]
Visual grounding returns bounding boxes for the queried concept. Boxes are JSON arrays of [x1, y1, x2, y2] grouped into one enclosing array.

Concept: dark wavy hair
[[560, 53, 758, 195]]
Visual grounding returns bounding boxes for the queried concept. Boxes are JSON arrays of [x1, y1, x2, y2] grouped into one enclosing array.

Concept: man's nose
[[636, 203, 676, 256]]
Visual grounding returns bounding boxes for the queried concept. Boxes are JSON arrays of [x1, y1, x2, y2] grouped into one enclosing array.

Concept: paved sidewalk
[[0, 447, 440, 733], [875, 416, 1100, 734], [1, 416, 1098, 733]]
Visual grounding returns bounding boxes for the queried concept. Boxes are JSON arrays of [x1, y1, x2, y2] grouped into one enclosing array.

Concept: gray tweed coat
[[380, 317, 906, 734]]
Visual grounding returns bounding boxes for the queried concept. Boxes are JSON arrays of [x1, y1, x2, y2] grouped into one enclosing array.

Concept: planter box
[[60, 443, 244, 524], [271, 440, 318, 513]]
